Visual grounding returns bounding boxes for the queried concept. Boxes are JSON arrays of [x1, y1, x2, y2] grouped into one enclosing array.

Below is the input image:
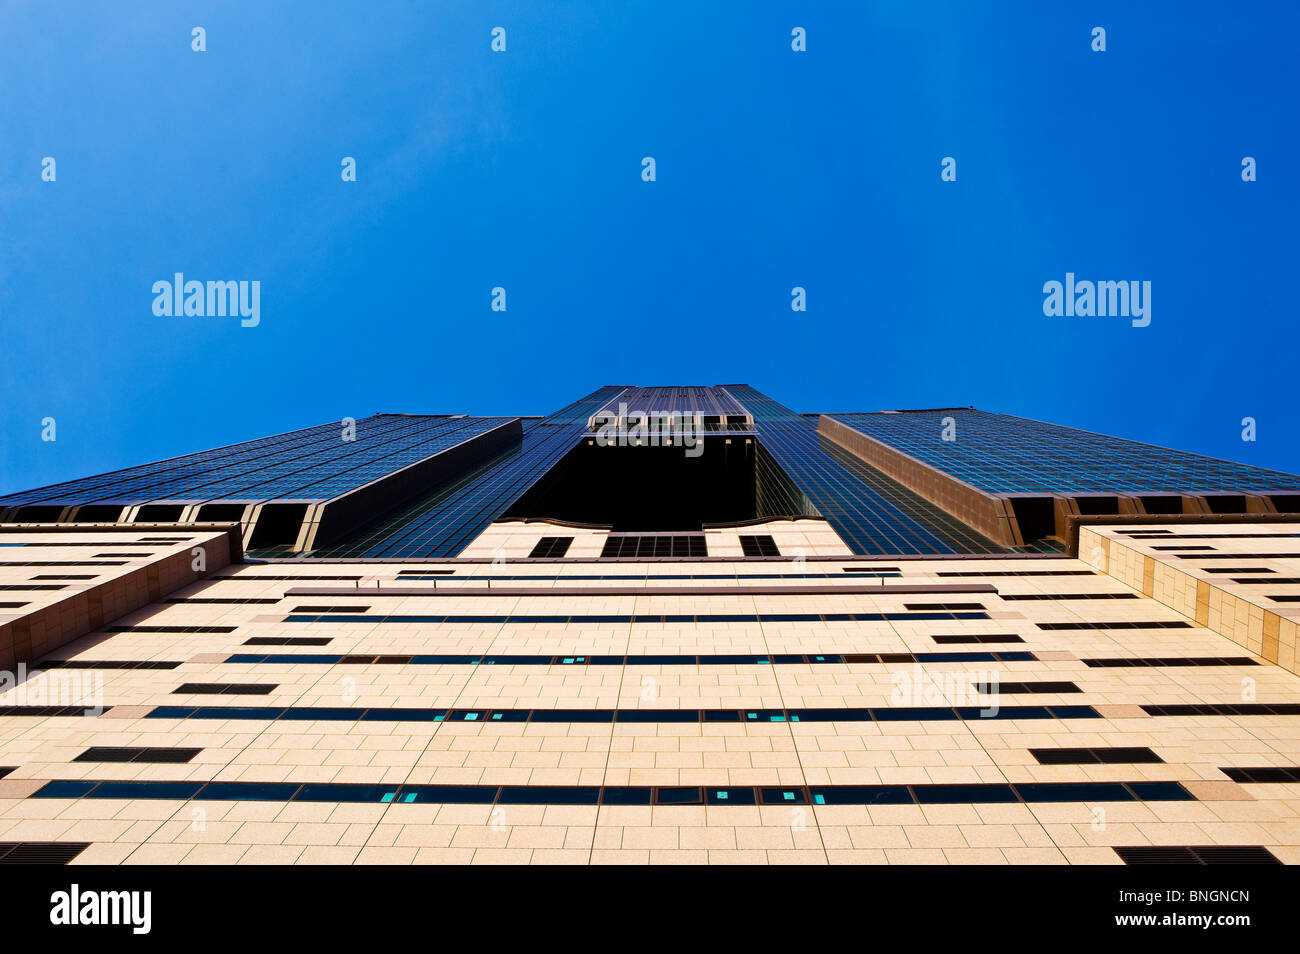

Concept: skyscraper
[[1, 386, 1298, 866], [6, 386, 1296, 558]]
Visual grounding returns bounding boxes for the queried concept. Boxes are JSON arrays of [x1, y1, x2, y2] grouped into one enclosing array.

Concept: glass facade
[[0, 415, 505, 507], [589, 386, 752, 429], [308, 387, 629, 558], [831, 410, 1300, 495], [5, 386, 1296, 559], [722, 387, 1001, 554]]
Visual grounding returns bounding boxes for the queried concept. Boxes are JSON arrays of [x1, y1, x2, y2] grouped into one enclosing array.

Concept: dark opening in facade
[[1139, 495, 1183, 514], [506, 437, 758, 531], [70, 505, 124, 523], [15, 505, 63, 522], [739, 534, 780, 557], [248, 503, 309, 548], [600, 534, 707, 558], [528, 536, 573, 558], [135, 505, 185, 523], [1073, 496, 1120, 515], [1009, 497, 1056, 543], [197, 503, 248, 523]]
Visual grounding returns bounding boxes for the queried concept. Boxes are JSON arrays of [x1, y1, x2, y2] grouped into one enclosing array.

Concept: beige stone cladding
[[1082, 524, 1300, 675], [1, 522, 1298, 865]]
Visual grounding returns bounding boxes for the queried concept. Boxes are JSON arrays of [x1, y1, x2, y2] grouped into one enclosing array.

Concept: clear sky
[[2, 1, 1297, 495]]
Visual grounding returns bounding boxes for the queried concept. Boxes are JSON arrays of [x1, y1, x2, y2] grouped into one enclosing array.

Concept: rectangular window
[[74, 746, 202, 764], [739, 535, 780, 557], [243, 636, 333, 646], [289, 605, 372, 613], [1030, 747, 1162, 765], [172, 683, 276, 695], [1000, 593, 1136, 601], [528, 536, 573, 558], [600, 534, 707, 558]]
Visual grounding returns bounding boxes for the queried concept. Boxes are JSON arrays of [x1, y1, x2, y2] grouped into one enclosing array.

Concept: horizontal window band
[[1082, 656, 1258, 668], [1113, 845, 1281, 865], [934, 570, 1095, 577], [1175, 552, 1300, 559], [1121, 533, 1299, 540], [172, 683, 276, 695], [222, 651, 1039, 667], [1035, 621, 1191, 631], [165, 597, 280, 605], [243, 637, 333, 646], [1143, 703, 1300, 716], [6, 702, 1288, 723], [35, 659, 182, 670], [214, 574, 363, 580], [0, 561, 126, 566], [0, 842, 90, 865], [931, 634, 1024, 644], [0, 541, 181, 547], [1000, 593, 1137, 601], [282, 612, 993, 624], [141, 704, 1101, 724], [1219, 766, 1300, 783], [107, 625, 237, 633], [1201, 568, 1275, 574], [1031, 746, 1163, 765], [395, 572, 903, 581], [972, 681, 1082, 694], [290, 605, 371, 613], [284, 584, 998, 599], [74, 746, 202, 764], [29, 778, 1195, 807]]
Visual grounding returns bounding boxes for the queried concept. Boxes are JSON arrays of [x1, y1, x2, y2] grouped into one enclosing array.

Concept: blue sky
[[2, 1, 1297, 494]]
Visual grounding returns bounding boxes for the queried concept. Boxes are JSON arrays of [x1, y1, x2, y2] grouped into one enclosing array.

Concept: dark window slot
[[134, 504, 185, 522], [739, 535, 780, 557], [527, 536, 573, 559]]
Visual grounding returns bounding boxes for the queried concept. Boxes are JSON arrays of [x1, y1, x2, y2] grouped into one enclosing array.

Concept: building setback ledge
[[1064, 513, 1300, 556]]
